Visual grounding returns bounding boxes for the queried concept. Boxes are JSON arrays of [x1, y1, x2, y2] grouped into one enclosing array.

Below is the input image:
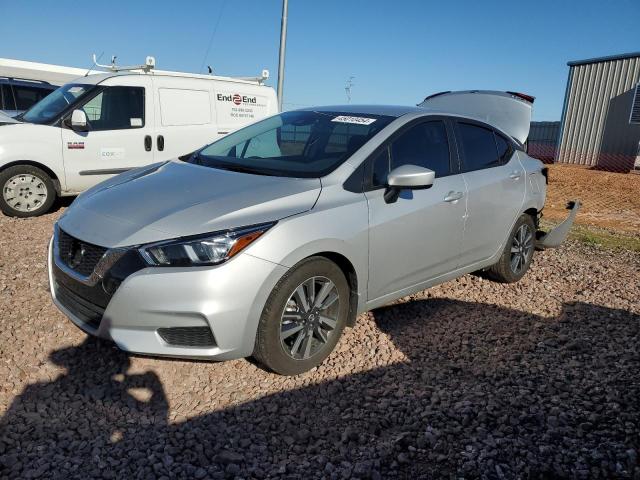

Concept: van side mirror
[[384, 165, 435, 203], [69, 109, 88, 131]]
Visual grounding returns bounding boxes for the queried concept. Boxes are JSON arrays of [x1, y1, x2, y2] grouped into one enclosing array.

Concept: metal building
[[556, 52, 640, 172]]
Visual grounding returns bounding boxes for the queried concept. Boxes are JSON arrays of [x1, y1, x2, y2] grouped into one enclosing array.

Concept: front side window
[[195, 110, 394, 178], [80, 86, 145, 131], [372, 120, 451, 187], [22, 83, 96, 124], [457, 123, 501, 171]]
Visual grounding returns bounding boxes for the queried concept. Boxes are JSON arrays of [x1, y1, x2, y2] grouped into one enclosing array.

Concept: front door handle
[[157, 135, 164, 152], [444, 191, 464, 203], [144, 135, 152, 152], [509, 171, 521, 180]]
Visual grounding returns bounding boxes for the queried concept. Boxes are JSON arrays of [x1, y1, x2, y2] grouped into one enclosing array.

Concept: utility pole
[[276, 0, 289, 111]]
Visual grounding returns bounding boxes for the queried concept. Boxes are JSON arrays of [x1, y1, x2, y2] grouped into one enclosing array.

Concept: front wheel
[[485, 214, 536, 283], [253, 257, 350, 375], [0, 165, 56, 217]]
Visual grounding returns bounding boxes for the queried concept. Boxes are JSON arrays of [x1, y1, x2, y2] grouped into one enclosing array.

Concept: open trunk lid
[[418, 90, 533, 145]]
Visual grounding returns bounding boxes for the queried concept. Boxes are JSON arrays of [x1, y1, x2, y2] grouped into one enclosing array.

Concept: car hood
[[58, 160, 322, 248]]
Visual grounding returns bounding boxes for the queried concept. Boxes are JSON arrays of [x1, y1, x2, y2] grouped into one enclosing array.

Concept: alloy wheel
[[279, 276, 340, 360], [510, 223, 534, 274]]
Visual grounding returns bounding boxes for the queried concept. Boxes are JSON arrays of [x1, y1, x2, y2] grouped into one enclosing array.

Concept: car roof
[[0, 77, 56, 89], [297, 104, 481, 121], [300, 104, 426, 118], [297, 104, 522, 146]]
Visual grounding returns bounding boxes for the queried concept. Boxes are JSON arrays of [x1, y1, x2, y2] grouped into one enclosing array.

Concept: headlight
[[138, 222, 275, 267]]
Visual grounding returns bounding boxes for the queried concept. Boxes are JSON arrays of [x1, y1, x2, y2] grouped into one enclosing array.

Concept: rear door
[[61, 76, 155, 192], [152, 76, 217, 159], [454, 120, 525, 266], [365, 118, 467, 301]]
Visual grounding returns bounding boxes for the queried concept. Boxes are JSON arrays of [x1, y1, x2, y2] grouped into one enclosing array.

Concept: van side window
[[80, 87, 145, 131], [371, 121, 451, 187], [1, 85, 16, 111], [457, 122, 501, 171], [13, 85, 51, 111]]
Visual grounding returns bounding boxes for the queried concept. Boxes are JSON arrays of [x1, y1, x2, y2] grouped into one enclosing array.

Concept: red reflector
[[506, 91, 535, 103]]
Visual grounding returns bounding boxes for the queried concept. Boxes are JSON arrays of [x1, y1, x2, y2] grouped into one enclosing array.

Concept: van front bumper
[[48, 238, 287, 360]]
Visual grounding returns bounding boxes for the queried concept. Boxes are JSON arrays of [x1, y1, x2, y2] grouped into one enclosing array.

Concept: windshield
[[193, 110, 394, 178], [22, 83, 97, 124]]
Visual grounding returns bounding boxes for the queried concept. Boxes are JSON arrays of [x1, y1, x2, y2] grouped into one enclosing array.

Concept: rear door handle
[[144, 135, 152, 152], [509, 171, 521, 180], [444, 191, 464, 202], [157, 135, 164, 152]]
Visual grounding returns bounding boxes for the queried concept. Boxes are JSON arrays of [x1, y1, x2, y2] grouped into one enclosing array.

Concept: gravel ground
[[1, 208, 639, 479]]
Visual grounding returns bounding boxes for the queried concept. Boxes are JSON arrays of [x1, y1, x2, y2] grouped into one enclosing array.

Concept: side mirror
[[385, 165, 435, 203], [69, 109, 88, 131]]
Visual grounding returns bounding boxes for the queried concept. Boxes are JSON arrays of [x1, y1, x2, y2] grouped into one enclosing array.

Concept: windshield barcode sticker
[[331, 115, 376, 125]]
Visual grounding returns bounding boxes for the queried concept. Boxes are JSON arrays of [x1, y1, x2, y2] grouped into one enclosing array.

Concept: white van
[[0, 64, 277, 217]]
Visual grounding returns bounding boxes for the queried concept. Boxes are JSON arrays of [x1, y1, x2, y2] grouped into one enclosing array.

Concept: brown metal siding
[[557, 56, 640, 171], [528, 121, 560, 162]]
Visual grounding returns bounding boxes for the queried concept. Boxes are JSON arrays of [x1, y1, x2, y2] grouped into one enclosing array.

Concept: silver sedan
[[49, 92, 577, 375]]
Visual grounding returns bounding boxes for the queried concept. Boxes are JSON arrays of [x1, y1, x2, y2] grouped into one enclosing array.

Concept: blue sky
[[1, 0, 638, 120]]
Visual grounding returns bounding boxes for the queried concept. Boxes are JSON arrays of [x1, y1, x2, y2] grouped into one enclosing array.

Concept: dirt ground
[[545, 164, 640, 235], [0, 209, 639, 479]]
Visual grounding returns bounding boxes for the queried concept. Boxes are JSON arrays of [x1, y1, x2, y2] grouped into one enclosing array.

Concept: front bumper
[[48, 238, 287, 360]]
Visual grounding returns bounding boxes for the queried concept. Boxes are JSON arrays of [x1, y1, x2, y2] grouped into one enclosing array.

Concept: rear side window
[[13, 85, 51, 111], [494, 133, 513, 163], [372, 120, 451, 186], [457, 123, 501, 171], [80, 86, 145, 130]]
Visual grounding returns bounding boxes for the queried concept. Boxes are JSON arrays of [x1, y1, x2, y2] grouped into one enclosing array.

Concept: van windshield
[[193, 110, 394, 178], [21, 83, 97, 124]]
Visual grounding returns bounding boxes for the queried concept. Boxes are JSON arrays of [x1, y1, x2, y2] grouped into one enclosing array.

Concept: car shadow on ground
[[1, 299, 638, 479]]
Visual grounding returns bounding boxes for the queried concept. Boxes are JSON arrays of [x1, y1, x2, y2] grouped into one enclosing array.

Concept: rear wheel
[[253, 257, 350, 375], [0, 165, 56, 217], [486, 214, 536, 283]]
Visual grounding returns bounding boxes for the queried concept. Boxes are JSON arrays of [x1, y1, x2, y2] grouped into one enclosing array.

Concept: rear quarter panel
[[518, 151, 547, 213]]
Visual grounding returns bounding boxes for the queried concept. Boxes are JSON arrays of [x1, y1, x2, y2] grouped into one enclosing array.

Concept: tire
[[0, 165, 56, 218], [485, 214, 536, 283], [253, 256, 350, 375]]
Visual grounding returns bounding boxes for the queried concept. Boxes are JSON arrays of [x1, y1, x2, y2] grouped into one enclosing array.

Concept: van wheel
[[0, 165, 56, 217], [486, 214, 536, 283], [253, 257, 350, 375]]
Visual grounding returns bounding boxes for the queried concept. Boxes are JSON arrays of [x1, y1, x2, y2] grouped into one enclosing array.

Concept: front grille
[[157, 327, 216, 347], [54, 280, 104, 330], [57, 229, 108, 277]]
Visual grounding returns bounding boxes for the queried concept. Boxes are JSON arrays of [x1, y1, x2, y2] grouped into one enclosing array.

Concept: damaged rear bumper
[[536, 201, 581, 249]]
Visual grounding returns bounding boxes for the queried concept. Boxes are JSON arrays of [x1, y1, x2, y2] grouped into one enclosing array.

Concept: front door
[[61, 76, 154, 193], [365, 119, 467, 302]]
